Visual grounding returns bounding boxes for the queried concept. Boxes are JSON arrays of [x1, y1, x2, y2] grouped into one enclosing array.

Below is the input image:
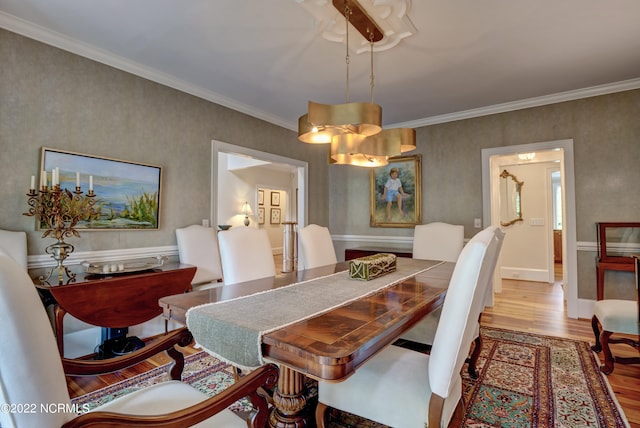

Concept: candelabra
[[24, 182, 97, 283]]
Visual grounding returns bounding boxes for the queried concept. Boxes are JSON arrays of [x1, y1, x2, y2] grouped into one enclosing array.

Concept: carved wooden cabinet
[[595, 222, 640, 300]]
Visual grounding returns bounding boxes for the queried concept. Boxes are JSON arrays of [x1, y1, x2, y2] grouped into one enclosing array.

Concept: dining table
[[159, 257, 454, 427]]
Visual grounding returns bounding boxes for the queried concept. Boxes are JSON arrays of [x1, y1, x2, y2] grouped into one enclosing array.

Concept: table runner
[[186, 258, 442, 370]]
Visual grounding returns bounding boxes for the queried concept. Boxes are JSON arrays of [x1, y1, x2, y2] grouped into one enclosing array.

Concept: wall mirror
[[499, 169, 524, 227]]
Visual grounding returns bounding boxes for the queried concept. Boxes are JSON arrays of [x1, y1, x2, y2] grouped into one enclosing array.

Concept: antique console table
[[32, 261, 196, 356], [160, 259, 453, 427]]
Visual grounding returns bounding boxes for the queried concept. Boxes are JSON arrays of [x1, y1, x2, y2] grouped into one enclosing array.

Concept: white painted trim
[[501, 267, 550, 283], [27, 245, 178, 269], [211, 141, 309, 229], [331, 234, 414, 245], [579, 298, 596, 320], [577, 241, 596, 252], [392, 78, 640, 128], [482, 140, 578, 318], [3, 11, 640, 131], [546, 165, 560, 283]]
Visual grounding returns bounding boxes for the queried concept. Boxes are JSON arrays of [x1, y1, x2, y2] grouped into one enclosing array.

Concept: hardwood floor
[[66, 261, 640, 427]]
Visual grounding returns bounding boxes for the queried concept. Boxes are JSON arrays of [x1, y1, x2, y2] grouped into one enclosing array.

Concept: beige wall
[[0, 29, 329, 256], [499, 162, 558, 282], [2, 29, 639, 303], [330, 91, 640, 301]]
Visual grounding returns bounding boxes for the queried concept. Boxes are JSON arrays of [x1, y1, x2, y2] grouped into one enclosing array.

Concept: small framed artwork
[[271, 191, 280, 206], [370, 154, 422, 228], [258, 189, 264, 205], [258, 207, 265, 224], [270, 208, 281, 224]]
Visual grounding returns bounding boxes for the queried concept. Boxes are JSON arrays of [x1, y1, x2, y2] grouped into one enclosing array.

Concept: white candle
[[52, 168, 57, 187], [89, 176, 93, 191], [76, 172, 80, 187], [41, 170, 47, 188], [30, 175, 35, 190]]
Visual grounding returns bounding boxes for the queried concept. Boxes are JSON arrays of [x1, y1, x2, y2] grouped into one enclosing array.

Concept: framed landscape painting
[[40, 147, 162, 230], [370, 155, 422, 228]]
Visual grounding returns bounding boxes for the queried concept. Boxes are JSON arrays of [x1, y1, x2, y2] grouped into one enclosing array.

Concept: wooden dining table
[[159, 258, 454, 427]]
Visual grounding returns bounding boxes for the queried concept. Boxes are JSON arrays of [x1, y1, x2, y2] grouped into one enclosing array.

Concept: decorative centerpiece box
[[349, 253, 397, 281]]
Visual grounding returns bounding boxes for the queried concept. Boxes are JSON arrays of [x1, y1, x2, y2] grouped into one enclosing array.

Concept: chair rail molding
[[27, 246, 178, 270], [332, 234, 413, 245]]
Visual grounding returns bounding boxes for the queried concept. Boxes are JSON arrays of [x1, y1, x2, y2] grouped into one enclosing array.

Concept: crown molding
[[0, 11, 294, 131], [3, 11, 639, 132], [391, 78, 640, 128]]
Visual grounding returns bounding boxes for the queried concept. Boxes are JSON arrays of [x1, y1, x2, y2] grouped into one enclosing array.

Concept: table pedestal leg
[[269, 365, 310, 427]]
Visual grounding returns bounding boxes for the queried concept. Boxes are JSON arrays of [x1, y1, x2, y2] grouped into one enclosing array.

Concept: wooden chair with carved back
[[0, 251, 278, 428]]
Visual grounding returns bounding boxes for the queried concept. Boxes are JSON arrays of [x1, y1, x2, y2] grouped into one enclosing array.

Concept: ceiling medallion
[[297, 0, 417, 53]]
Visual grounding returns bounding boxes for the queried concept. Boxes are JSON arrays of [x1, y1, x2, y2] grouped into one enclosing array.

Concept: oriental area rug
[[72, 327, 630, 428]]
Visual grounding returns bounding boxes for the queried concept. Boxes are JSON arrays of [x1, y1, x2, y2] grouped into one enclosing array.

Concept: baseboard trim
[[501, 267, 550, 283]]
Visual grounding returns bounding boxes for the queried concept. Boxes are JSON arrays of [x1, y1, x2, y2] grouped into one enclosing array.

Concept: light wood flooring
[[66, 260, 640, 427]]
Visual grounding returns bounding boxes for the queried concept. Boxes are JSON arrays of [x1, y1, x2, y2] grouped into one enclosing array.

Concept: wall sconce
[[242, 201, 252, 226]]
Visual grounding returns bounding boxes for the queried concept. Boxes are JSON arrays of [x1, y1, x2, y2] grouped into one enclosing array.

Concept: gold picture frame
[[370, 155, 422, 228]]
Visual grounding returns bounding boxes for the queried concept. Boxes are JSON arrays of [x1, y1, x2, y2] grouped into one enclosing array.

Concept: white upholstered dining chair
[[176, 224, 224, 290], [411, 222, 464, 263], [0, 252, 278, 428], [591, 255, 640, 374], [298, 224, 338, 269], [218, 227, 276, 285], [398, 223, 467, 366], [0, 229, 102, 358], [316, 226, 503, 428], [0, 229, 28, 270], [399, 223, 504, 379]]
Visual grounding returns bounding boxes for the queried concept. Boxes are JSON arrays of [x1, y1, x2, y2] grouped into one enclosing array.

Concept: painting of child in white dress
[[370, 155, 421, 227]]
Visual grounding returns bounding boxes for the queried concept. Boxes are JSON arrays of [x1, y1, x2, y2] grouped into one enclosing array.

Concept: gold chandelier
[[298, 0, 416, 167]]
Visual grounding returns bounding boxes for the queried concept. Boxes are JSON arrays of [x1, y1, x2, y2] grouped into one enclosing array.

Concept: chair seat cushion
[[594, 300, 640, 335], [318, 344, 461, 428], [94, 380, 247, 427]]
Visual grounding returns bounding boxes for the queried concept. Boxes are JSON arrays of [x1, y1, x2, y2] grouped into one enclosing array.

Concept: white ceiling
[[2, 0, 640, 131]]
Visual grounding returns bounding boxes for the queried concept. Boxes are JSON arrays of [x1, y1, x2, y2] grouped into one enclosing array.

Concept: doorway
[[481, 139, 578, 318], [210, 140, 309, 249]]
